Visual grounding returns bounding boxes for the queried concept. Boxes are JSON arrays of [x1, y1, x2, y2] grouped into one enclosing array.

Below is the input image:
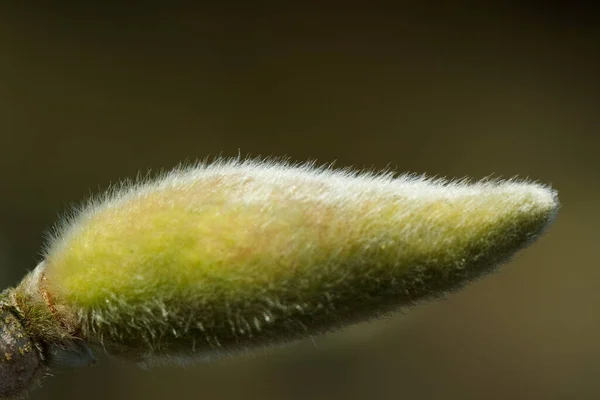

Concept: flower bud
[[2, 159, 559, 396], [32, 160, 558, 365]]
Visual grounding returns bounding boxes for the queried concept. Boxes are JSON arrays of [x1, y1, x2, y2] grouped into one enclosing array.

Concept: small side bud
[[0, 300, 43, 398]]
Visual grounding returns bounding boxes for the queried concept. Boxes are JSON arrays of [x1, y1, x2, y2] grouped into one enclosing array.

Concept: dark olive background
[[0, 4, 598, 400]]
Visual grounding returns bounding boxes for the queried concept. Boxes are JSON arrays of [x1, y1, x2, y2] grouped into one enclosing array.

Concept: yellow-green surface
[[36, 163, 557, 361]]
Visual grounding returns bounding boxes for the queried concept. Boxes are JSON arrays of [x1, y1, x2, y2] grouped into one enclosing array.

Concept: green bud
[[1, 159, 559, 396]]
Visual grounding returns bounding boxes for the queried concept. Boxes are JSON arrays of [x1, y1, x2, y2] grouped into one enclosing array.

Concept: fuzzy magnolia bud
[[2, 159, 559, 396]]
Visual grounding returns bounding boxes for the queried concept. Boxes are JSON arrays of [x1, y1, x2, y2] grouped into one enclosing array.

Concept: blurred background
[[0, 4, 598, 399]]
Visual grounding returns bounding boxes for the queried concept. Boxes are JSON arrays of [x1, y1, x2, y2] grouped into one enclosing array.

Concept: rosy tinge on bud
[[8, 160, 558, 378]]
